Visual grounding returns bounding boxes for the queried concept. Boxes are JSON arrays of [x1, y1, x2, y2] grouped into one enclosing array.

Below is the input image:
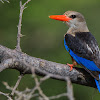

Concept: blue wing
[[64, 39, 100, 71], [64, 39, 100, 92], [95, 74, 100, 92]]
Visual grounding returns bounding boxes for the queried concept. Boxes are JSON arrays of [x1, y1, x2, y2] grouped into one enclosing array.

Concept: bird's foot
[[67, 63, 74, 71]]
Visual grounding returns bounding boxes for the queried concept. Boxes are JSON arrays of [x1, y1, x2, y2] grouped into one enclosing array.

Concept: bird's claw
[[67, 63, 74, 71]]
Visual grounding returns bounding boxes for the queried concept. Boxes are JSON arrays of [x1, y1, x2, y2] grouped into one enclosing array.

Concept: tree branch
[[0, 0, 10, 3], [16, 0, 31, 51], [0, 45, 96, 89], [11, 74, 24, 96], [0, 91, 12, 100]]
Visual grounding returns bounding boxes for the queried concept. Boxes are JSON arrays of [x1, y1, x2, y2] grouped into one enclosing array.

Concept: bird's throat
[[67, 25, 89, 35]]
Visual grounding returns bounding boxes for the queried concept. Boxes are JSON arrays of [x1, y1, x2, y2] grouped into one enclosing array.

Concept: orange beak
[[49, 15, 72, 22]]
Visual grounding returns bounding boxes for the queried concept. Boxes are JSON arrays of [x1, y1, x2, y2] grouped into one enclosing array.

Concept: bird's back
[[65, 32, 100, 68]]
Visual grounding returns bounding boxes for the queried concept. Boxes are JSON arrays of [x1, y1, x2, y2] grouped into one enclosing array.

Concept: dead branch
[[0, 0, 10, 3], [31, 67, 49, 100], [0, 91, 12, 100], [16, 0, 31, 51], [0, 44, 96, 88], [49, 93, 67, 100], [11, 74, 24, 96], [66, 77, 74, 100]]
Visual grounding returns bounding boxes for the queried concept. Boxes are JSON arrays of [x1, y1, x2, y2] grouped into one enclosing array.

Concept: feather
[[95, 74, 100, 92], [64, 38, 100, 80]]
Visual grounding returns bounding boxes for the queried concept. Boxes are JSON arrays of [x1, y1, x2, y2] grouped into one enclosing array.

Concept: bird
[[49, 11, 100, 92]]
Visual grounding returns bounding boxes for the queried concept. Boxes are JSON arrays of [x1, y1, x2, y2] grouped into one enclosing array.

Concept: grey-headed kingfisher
[[49, 11, 100, 92]]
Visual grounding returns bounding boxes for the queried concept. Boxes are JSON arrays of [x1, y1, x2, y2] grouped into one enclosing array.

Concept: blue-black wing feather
[[65, 32, 100, 68], [64, 32, 100, 80]]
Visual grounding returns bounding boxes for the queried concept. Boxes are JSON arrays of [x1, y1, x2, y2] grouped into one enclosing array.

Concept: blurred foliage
[[0, 0, 100, 99]]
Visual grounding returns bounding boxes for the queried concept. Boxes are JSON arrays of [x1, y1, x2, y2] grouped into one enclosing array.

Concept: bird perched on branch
[[49, 11, 100, 92]]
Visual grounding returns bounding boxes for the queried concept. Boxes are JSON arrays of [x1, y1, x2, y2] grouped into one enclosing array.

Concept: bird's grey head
[[64, 11, 85, 27], [49, 11, 89, 33]]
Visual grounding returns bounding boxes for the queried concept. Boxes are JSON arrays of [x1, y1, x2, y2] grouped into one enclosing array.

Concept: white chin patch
[[66, 20, 76, 28]]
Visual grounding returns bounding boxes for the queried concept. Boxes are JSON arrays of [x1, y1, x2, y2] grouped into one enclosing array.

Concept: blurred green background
[[0, 0, 100, 99]]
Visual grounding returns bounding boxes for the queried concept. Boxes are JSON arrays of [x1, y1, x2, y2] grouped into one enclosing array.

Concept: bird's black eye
[[70, 15, 76, 19]]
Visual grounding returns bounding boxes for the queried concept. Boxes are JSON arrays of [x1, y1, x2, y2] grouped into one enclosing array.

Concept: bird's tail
[[95, 74, 100, 92]]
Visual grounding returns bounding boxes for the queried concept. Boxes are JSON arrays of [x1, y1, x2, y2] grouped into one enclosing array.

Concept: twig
[[3, 82, 14, 91], [23, 0, 31, 7], [0, 0, 10, 3], [11, 74, 24, 96], [16, 0, 31, 51], [31, 68, 49, 100], [66, 77, 74, 100], [0, 0, 4, 3], [0, 91, 12, 100], [3, 82, 29, 100], [40, 75, 51, 84], [49, 93, 67, 100]]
